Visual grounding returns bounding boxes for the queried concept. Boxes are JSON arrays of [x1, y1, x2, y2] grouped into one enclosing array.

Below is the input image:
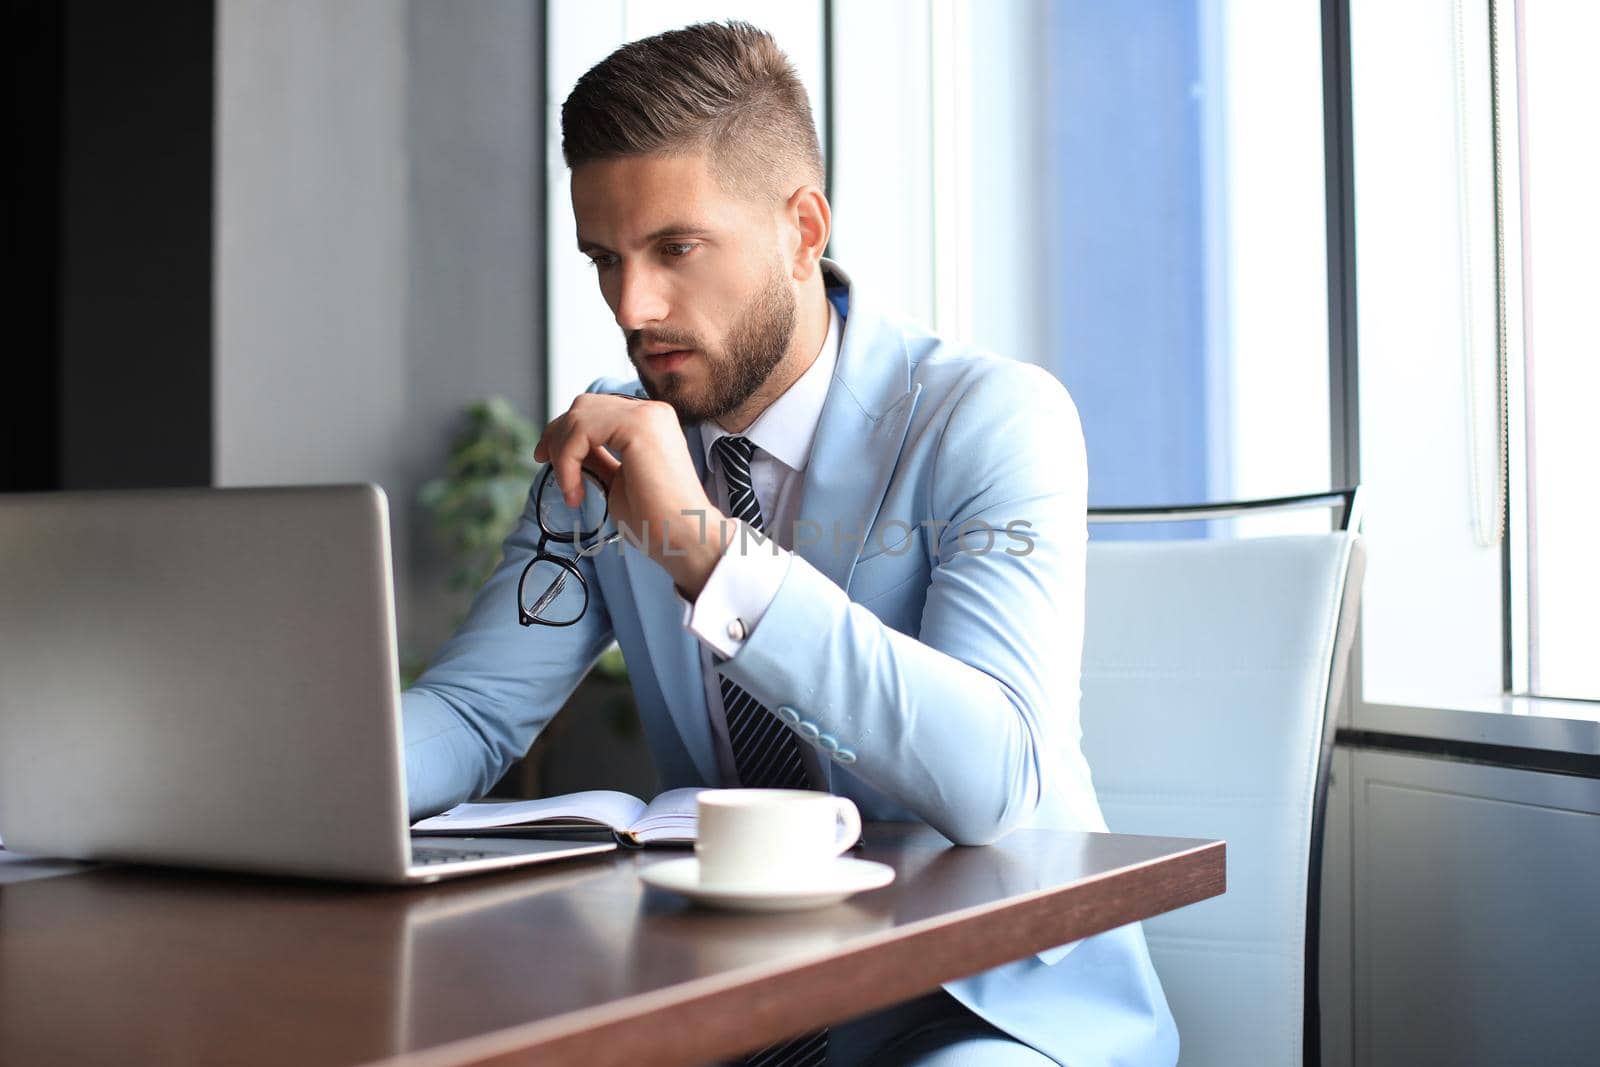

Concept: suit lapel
[[618, 264, 921, 788], [794, 266, 922, 590]]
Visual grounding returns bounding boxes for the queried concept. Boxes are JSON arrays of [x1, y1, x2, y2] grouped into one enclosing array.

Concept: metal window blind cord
[[1452, 0, 1510, 548]]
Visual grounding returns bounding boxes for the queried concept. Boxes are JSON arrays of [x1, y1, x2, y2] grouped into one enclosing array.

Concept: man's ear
[[784, 184, 831, 282]]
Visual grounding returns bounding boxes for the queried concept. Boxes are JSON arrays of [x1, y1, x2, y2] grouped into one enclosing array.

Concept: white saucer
[[639, 856, 895, 911]]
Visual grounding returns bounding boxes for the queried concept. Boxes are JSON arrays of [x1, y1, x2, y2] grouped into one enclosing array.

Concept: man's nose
[[613, 263, 670, 332]]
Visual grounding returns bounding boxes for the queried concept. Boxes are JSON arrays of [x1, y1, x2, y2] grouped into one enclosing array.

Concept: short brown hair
[[561, 21, 824, 202]]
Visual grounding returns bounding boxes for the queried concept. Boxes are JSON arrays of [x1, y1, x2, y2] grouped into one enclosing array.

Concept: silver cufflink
[[726, 618, 747, 641]]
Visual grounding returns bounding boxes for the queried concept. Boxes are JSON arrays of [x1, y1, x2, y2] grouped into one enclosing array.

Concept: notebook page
[[412, 790, 648, 832], [626, 787, 706, 843]]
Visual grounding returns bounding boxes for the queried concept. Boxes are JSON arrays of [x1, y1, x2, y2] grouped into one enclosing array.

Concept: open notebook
[[411, 787, 704, 846]]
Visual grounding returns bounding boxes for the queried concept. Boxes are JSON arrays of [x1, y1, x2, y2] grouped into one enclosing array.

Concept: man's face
[[571, 153, 796, 424]]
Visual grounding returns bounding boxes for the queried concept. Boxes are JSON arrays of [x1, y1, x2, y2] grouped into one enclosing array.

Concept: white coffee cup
[[695, 789, 862, 888]]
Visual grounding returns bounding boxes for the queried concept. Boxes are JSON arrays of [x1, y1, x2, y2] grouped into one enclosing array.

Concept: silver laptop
[[0, 484, 615, 883]]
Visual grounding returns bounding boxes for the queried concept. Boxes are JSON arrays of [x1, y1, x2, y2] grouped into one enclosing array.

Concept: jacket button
[[797, 721, 821, 741], [817, 733, 839, 753], [834, 748, 857, 764], [775, 705, 800, 725]]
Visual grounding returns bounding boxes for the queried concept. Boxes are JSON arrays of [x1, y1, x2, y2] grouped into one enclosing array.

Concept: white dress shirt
[[682, 299, 842, 786]]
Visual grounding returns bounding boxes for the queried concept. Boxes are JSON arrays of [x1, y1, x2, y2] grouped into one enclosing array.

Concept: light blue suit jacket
[[402, 264, 1177, 1065]]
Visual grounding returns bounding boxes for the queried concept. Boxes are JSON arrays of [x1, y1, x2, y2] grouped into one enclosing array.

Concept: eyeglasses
[[515, 465, 620, 627]]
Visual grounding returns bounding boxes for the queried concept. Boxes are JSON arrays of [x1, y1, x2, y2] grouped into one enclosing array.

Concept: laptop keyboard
[[411, 845, 496, 866]]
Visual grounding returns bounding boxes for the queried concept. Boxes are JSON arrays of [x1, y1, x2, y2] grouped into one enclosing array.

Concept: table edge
[[370, 836, 1226, 1067]]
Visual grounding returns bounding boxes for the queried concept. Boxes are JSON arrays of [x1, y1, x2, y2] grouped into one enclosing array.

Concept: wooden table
[[0, 825, 1224, 1066]]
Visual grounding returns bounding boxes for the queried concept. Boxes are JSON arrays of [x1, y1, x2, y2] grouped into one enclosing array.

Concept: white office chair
[[1077, 489, 1364, 1067]]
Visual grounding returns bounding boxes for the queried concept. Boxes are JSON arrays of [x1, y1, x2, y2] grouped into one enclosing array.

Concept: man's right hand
[[535, 393, 731, 598]]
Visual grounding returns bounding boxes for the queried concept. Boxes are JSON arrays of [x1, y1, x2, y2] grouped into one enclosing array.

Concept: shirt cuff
[[685, 522, 793, 658]]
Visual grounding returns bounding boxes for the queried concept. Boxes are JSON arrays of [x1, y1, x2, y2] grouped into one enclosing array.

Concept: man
[[403, 21, 1176, 1067]]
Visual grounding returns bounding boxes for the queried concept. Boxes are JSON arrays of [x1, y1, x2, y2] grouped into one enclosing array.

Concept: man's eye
[[586, 254, 616, 270], [663, 242, 696, 258]]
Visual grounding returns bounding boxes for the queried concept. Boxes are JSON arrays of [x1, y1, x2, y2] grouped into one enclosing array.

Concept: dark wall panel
[[6, 0, 65, 491], [57, 0, 213, 489]]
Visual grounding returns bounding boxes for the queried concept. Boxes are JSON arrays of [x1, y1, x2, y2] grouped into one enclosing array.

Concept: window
[[547, 2, 1331, 540], [1353, 0, 1599, 712], [1350, 0, 1504, 709], [1513, 1, 1600, 702], [540, 1, 1596, 723], [831, 0, 1332, 541]]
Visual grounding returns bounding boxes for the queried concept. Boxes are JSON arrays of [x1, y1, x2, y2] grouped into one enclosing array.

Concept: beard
[[626, 266, 797, 424]]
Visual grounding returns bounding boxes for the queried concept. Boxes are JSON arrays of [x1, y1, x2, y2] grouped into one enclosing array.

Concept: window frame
[[1324, 0, 1599, 767]]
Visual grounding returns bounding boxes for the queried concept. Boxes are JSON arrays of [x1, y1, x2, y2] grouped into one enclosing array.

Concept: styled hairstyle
[[561, 20, 825, 202]]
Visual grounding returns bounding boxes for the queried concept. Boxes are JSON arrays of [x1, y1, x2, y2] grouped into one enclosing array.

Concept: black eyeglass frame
[[515, 465, 619, 628]]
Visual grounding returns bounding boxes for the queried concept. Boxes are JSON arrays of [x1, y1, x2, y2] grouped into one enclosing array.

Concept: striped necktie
[[711, 434, 826, 1067], [711, 434, 812, 792]]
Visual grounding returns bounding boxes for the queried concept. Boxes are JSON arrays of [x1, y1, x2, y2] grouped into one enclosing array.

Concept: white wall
[[216, 1, 410, 494], [215, 0, 544, 663]]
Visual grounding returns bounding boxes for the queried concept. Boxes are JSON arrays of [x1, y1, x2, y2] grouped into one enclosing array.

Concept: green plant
[[593, 642, 629, 682], [419, 395, 541, 598], [414, 395, 630, 686]]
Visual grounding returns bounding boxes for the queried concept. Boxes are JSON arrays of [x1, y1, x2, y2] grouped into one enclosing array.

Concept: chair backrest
[[1078, 516, 1364, 1067]]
